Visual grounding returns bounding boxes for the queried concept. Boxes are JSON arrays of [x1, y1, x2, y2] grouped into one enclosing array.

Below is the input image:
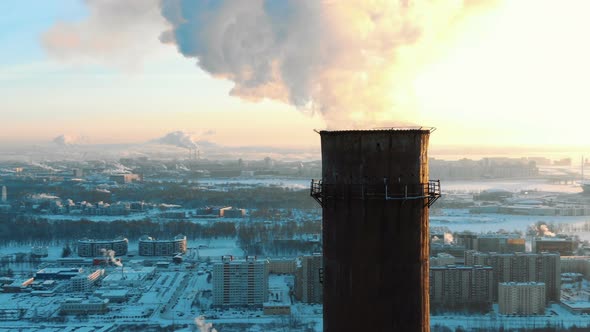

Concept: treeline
[[0, 215, 236, 243], [110, 184, 317, 209], [237, 220, 321, 256]]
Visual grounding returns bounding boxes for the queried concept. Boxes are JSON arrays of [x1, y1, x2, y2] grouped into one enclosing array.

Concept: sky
[[1, 0, 589, 155]]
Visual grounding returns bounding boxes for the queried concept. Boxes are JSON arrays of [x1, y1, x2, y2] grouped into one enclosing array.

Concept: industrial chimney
[[311, 129, 440, 332]]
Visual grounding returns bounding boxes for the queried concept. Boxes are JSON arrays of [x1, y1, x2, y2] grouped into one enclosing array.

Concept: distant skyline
[[2, 0, 590, 153]]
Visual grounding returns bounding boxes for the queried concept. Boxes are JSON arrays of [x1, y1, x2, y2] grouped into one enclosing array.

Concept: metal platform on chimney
[[310, 179, 441, 207]]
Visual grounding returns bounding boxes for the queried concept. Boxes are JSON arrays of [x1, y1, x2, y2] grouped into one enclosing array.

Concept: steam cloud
[[100, 248, 123, 267], [42, 0, 166, 68], [153, 131, 200, 149], [53, 134, 86, 146], [444, 232, 454, 244], [160, 0, 496, 127], [537, 224, 556, 237], [43, 0, 497, 127], [195, 316, 218, 332]]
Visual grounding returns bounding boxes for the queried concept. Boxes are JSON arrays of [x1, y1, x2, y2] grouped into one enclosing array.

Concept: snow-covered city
[[0, 156, 589, 331]]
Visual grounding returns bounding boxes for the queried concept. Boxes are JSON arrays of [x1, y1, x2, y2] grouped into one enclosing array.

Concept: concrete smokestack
[[311, 129, 439, 332], [1, 186, 6, 203]]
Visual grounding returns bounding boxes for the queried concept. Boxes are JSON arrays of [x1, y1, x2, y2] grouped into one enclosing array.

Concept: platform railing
[[310, 179, 441, 207]]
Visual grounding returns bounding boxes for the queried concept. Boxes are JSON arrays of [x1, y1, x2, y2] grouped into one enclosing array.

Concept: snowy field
[[431, 208, 590, 238], [432, 304, 590, 331], [443, 178, 583, 194]]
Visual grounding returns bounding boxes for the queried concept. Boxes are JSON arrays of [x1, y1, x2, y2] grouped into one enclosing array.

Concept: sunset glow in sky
[[1, 0, 589, 152]]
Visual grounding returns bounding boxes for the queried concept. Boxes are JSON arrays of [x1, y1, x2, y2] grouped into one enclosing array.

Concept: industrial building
[[477, 234, 525, 253], [212, 256, 268, 308], [430, 265, 494, 311], [35, 267, 84, 280], [533, 237, 578, 256], [77, 238, 129, 257], [498, 282, 546, 315], [101, 266, 156, 288], [453, 232, 525, 253], [60, 298, 109, 314], [138, 234, 187, 256], [465, 251, 561, 301], [311, 129, 440, 331]]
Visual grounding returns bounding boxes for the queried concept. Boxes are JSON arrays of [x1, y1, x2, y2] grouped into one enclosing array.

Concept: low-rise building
[[77, 238, 128, 257], [70, 269, 104, 292], [60, 298, 109, 314], [534, 237, 578, 256], [138, 234, 187, 256], [268, 258, 297, 274]]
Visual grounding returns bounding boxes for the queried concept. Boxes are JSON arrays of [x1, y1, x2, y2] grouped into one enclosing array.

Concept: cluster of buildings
[[430, 229, 571, 316], [211, 254, 322, 312], [196, 206, 246, 218], [430, 251, 561, 315], [77, 235, 187, 257], [19, 195, 147, 216]]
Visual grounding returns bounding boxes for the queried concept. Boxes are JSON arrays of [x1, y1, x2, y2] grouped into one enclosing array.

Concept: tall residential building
[[465, 251, 560, 301], [498, 282, 546, 315], [561, 256, 590, 278], [295, 254, 323, 303], [430, 265, 494, 311], [212, 256, 268, 307]]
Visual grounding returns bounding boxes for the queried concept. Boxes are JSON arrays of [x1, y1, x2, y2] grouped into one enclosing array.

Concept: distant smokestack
[[311, 129, 439, 332], [1, 186, 6, 203]]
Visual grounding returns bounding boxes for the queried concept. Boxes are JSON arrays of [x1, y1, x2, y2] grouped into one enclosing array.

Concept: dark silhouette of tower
[[311, 129, 439, 332]]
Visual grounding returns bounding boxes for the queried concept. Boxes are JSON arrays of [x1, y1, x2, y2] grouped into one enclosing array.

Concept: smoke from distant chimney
[[153, 131, 199, 149], [195, 316, 218, 332], [53, 134, 87, 146], [444, 232, 454, 244], [100, 248, 123, 267], [537, 224, 556, 237]]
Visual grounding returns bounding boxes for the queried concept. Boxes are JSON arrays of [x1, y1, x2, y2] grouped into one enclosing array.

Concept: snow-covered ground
[[443, 178, 583, 194], [431, 208, 590, 238], [432, 304, 590, 331]]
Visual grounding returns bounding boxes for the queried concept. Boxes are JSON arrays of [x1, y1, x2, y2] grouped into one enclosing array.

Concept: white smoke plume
[[42, 0, 167, 68], [537, 224, 556, 237], [153, 131, 199, 149], [160, 0, 498, 128], [53, 134, 87, 146], [100, 248, 123, 267], [41, 0, 499, 127], [444, 232, 454, 244], [195, 316, 218, 332]]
